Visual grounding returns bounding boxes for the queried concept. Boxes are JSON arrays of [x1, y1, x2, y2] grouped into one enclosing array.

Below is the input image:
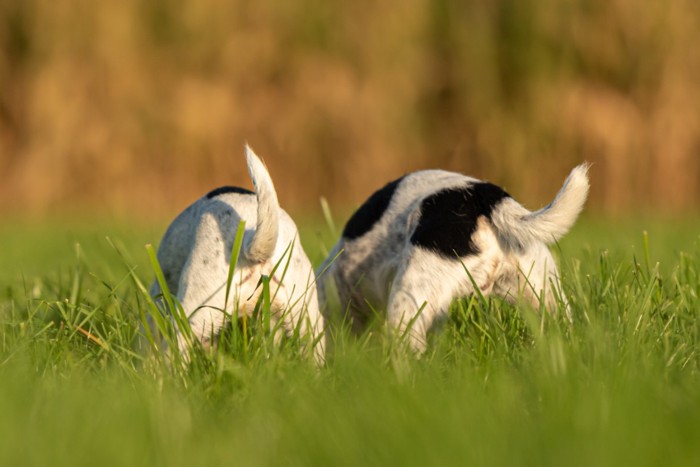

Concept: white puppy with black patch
[[318, 164, 589, 352], [150, 145, 325, 363]]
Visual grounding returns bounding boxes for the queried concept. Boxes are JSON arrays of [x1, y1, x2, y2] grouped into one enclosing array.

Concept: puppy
[[318, 164, 589, 352], [150, 145, 325, 363]]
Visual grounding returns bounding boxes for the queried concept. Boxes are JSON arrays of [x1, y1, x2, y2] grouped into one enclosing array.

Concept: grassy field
[[1, 216, 700, 466]]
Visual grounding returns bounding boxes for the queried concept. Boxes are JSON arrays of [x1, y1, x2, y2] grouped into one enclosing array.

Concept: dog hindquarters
[[175, 211, 233, 350], [385, 253, 464, 353], [282, 274, 326, 364], [515, 243, 569, 317]]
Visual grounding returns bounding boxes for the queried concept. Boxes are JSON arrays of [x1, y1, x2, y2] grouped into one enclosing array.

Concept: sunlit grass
[[1, 217, 699, 466]]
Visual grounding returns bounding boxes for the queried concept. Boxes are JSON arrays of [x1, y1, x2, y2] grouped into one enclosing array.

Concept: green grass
[[1, 217, 700, 466]]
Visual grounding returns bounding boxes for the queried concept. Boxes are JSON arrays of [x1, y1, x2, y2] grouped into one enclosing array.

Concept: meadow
[[1, 216, 699, 466], [2, 1, 700, 464]]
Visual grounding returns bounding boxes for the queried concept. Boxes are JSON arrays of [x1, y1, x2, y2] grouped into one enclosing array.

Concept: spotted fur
[[205, 186, 255, 199], [317, 164, 589, 352], [150, 145, 325, 363]]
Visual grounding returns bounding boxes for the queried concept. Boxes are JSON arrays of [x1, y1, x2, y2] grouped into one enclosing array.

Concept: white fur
[[491, 163, 590, 248], [150, 145, 325, 363], [243, 145, 280, 263], [318, 164, 589, 352]]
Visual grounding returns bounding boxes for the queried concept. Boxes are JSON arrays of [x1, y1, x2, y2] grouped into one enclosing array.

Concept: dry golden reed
[[1, 0, 699, 217]]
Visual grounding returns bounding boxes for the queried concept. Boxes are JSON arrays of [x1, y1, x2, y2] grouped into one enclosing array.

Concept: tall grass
[[1, 219, 699, 466], [1, 0, 699, 216]]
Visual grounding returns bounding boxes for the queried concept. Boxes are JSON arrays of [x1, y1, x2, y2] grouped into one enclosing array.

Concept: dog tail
[[243, 144, 280, 263], [491, 163, 590, 247]]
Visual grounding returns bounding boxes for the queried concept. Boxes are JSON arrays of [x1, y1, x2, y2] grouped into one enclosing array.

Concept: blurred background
[[1, 0, 699, 221]]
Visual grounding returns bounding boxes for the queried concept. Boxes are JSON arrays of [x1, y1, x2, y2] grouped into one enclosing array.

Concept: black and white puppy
[[318, 165, 589, 352], [150, 145, 325, 363]]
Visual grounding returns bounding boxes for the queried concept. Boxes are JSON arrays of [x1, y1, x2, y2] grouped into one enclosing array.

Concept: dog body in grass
[[318, 165, 589, 352], [150, 146, 324, 362]]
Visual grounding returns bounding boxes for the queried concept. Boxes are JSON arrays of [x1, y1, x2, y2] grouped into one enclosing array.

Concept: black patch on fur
[[205, 186, 254, 199], [410, 182, 510, 259], [342, 176, 405, 240]]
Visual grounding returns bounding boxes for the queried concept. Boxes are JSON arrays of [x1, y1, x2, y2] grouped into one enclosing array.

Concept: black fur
[[343, 176, 405, 240], [205, 186, 255, 199], [410, 182, 510, 259]]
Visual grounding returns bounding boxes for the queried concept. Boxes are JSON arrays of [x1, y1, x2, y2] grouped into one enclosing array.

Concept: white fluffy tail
[[491, 163, 590, 247], [244, 144, 280, 263]]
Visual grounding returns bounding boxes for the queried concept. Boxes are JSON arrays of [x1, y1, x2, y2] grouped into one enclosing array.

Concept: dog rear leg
[[273, 285, 326, 365], [386, 264, 458, 353]]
